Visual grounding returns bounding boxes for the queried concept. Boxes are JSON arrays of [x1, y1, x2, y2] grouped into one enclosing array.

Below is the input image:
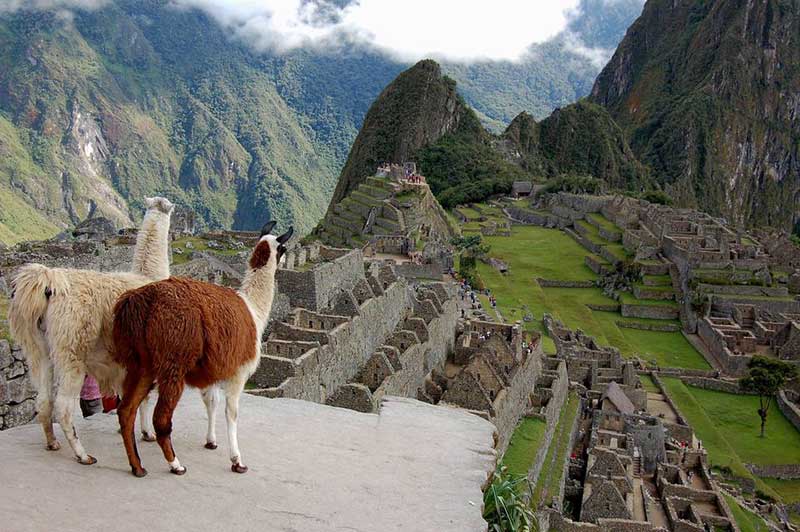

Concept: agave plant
[[483, 465, 537, 532]]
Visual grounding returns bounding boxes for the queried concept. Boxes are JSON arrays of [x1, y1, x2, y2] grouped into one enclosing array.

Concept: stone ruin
[[535, 316, 739, 531], [417, 319, 546, 453]]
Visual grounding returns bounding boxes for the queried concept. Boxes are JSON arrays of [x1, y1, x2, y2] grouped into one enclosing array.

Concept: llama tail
[[112, 288, 152, 367], [8, 264, 70, 365]]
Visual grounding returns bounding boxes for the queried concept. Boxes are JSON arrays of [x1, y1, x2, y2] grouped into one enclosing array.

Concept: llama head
[[144, 196, 175, 215], [249, 221, 293, 270]]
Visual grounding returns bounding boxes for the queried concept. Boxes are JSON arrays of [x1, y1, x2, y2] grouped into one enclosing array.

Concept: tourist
[[79, 375, 102, 418]]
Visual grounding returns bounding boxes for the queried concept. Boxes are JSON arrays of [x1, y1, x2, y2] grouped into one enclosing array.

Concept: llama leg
[[53, 367, 94, 464], [31, 357, 60, 451], [223, 376, 248, 473], [118, 370, 154, 477], [153, 380, 186, 475], [201, 386, 219, 450], [139, 389, 157, 442]]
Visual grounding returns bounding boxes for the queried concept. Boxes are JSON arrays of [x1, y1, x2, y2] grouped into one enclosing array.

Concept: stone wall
[[275, 247, 364, 311], [620, 304, 679, 320], [745, 463, 800, 479], [777, 390, 800, 433], [525, 360, 569, 490], [537, 279, 596, 289], [0, 340, 35, 430]]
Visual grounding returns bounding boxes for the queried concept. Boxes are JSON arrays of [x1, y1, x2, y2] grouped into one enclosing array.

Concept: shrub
[[543, 174, 605, 195], [483, 465, 537, 532], [640, 189, 673, 205]]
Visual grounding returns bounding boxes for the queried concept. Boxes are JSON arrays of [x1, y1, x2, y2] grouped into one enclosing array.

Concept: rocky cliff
[[591, 0, 800, 231], [327, 60, 467, 210], [502, 101, 648, 190]]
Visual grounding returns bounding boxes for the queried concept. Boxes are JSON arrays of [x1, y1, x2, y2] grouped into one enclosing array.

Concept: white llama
[[8, 197, 174, 464]]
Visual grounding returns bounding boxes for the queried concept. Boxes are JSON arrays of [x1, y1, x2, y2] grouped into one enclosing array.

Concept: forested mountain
[[591, 0, 800, 231], [0, 0, 644, 245]]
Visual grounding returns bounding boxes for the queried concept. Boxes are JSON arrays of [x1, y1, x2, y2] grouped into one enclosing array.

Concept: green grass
[[639, 374, 659, 392], [619, 292, 678, 307], [586, 213, 622, 234], [0, 293, 9, 341], [533, 391, 579, 505], [603, 243, 633, 261], [660, 378, 800, 500], [171, 236, 241, 265], [762, 478, 800, 504], [575, 220, 609, 246], [472, 225, 707, 369], [456, 207, 483, 220], [723, 494, 771, 532], [502, 417, 548, 476], [643, 274, 672, 286]]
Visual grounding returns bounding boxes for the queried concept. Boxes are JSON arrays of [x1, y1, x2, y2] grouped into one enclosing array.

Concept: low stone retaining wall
[[586, 303, 621, 312], [616, 321, 680, 332], [506, 206, 565, 228], [654, 368, 720, 378], [632, 285, 674, 301], [598, 245, 622, 265], [557, 396, 583, 506], [697, 284, 789, 297], [621, 303, 679, 320], [639, 261, 670, 276], [584, 255, 612, 275], [0, 340, 36, 430], [777, 390, 800, 433], [566, 228, 602, 254], [598, 227, 622, 243], [678, 377, 746, 394], [537, 278, 596, 289], [745, 463, 800, 479]]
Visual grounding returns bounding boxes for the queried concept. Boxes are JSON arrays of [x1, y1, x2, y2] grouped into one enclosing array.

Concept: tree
[[451, 235, 490, 258], [739, 356, 797, 437]]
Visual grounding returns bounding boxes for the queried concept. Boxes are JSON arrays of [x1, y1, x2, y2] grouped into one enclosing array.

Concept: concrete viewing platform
[[0, 392, 497, 532]]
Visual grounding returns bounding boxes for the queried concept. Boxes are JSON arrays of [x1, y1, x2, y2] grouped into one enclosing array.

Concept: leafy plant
[[739, 356, 798, 437], [640, 189, 673, 205], [543, 174, 606, 195], [483, 465, 537, 532]]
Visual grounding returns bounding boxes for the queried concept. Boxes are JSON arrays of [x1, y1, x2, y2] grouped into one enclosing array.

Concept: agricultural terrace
[[660, 377, 800, 504], [459, 206, 708, 369]]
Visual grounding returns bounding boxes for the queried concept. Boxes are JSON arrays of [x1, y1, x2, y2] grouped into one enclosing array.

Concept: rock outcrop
[[591, 0, 800, 230]]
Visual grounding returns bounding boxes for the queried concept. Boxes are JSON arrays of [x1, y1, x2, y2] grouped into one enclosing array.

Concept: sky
[[2, 0, 590, 63]]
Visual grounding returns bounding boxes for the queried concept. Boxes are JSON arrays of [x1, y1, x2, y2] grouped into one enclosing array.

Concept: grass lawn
[[0, 293, 9, 341], [639, 374, 659, 393], [723, 494, 771, 532], [473, 226, 708, 369], [643, 274, 672, 286], [502, 417, 548, 477], [172, 236, 242, 265], [660, 378, 800, 500], [533, 391, 579, 506], [586, 213, 622, 234], [619, 292, 678, 307], [762, 478, 800, 504]]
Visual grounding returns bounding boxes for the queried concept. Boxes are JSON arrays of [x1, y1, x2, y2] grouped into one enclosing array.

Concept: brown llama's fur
[[112, 225, 290, 477], [113, 278, 257, 390]]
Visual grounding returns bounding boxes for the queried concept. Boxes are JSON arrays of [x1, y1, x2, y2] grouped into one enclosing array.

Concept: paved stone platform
[[0, 392, 496, 532]]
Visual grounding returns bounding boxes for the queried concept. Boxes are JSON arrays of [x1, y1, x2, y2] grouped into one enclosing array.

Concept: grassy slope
[[502, 417, 548, 477], [723, 494, 771, 532], [660, 377, 800, 500], [474, 225, 707, 369], [533, 391, 579, 505]]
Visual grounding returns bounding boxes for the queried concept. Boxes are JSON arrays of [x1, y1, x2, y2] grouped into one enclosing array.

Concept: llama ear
[[260, 221, 277, 237], [277, 227, 294, 244]]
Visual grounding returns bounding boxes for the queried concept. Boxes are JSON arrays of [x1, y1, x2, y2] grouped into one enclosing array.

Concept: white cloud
[[0, 0, 108, 13], [170, 0, 582, 62]]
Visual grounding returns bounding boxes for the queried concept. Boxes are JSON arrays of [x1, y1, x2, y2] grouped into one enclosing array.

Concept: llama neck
[[131, 211, 171, 280], [238, 262, 277, 333]]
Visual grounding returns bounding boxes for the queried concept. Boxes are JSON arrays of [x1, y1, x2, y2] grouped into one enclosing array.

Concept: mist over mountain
[[0, 0, 644, 244]]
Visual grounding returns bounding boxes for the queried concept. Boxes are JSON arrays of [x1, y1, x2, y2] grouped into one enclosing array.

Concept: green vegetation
[[543, 174, 606, 195], [502, 417, 548, 477], [533, 391, 579, 505], [723, 494, 770, 532], [659, 378, 800, 500], [0, 293, 10, 342], [639, 374, 659, 393], [739, 357, 798, 438], [483, 465, 537, 532], [472, 225, 708, 369], [171, 236, 242, 265]]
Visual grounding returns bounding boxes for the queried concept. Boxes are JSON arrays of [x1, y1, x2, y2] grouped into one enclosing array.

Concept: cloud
[[0, 0, 109, 13], [170, 0, 582, 62]]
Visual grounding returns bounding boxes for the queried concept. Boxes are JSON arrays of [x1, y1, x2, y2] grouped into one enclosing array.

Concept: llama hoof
[[231, 463, 248, 474], [77, 455, 98, 465], [132, 467, 148, 478], [141, 432, 157, 442], [204, 441, 218, 450], [46, 441, 61, 451], [170, 466, 187, 476]]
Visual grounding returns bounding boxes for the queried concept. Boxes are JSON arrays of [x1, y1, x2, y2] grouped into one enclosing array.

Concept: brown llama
[[112, 221, 292, 477]]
